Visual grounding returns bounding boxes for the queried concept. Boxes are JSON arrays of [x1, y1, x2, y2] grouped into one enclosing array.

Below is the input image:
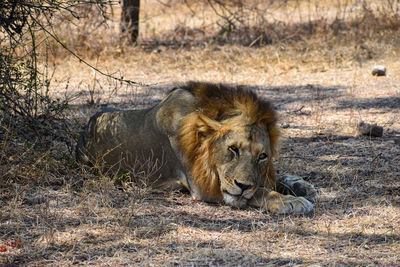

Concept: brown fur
[[177, 82, 280, 201], [77, 81, 315, 213]]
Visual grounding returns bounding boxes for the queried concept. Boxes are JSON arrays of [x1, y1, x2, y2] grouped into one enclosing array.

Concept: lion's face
[[176, 82, 279, 209], [212, 125, 272, 208]]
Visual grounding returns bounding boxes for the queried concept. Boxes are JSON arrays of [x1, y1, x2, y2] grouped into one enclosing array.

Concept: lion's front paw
[[267, 195, 314, 214], [281, 175, 318, 202]]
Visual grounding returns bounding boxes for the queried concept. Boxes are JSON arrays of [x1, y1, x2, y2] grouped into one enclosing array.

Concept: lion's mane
[[177, 82, 280, 200]]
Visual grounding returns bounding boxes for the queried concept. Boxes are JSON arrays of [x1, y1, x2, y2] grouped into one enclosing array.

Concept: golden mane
[[177, 82, 280, 200]]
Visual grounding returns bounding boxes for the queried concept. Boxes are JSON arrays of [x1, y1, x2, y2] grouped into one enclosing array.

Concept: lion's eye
[[228, 145, 240, 156], [258, 153, 268, 161]]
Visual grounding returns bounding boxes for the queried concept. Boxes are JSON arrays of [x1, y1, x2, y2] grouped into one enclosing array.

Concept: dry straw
[[1, 0, 400, 265]]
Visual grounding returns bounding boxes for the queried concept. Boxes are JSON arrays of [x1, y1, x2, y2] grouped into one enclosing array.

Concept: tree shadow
[[278, 134, 400, 210], [336, 96, 400, 110], [70, 83, 347, 110], [253, 84, 346, 105]]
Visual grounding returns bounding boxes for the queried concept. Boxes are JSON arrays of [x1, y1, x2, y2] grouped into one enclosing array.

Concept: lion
[[76, 82, 316, 214]]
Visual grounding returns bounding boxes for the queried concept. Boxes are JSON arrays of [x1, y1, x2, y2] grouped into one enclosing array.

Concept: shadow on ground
[[336, 96, 400, 110]]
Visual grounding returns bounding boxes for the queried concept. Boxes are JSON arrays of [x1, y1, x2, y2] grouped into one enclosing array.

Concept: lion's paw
[[281, 175, 318, 202], [267, 195, 314, 214]]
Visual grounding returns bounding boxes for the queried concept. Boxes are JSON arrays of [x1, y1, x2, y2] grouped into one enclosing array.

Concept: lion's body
[[77, 82, 316, 214], [76, 89, 193, 190]]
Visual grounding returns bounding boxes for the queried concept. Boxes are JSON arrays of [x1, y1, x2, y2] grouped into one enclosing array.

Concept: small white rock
[[372, 65, 386, 76]]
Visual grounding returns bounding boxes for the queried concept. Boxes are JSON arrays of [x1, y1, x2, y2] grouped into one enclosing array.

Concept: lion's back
[[75, 105, 187, 188]]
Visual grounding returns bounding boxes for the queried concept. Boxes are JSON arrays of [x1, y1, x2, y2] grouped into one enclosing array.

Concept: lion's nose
[[234, 180, 253, 192]]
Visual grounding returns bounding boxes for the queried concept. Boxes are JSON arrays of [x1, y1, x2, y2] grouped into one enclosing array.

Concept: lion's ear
[[178, 112, 225, 154], [196, 113, 222, 137]]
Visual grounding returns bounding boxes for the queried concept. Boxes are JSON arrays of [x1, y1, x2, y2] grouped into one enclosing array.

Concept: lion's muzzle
[[221, 180, 257, 209]]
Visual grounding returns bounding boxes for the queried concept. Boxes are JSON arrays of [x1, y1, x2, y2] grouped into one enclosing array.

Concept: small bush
[[0, 1, 115, 150]]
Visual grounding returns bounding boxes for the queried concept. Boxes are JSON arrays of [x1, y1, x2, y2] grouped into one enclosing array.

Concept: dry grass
[[1, 0, 400, 265]]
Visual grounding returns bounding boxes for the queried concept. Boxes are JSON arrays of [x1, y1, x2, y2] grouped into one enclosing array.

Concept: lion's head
[[178, 82, 279, 208]]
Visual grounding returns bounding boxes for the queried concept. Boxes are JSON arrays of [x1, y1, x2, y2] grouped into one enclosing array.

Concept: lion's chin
[[222, 193, 249, 209]]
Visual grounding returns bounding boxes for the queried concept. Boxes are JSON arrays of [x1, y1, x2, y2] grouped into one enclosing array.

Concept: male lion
[[77, 82, 316, 214]]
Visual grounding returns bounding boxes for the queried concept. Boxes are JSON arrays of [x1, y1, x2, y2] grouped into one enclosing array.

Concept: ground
[[1, 0, 400, 266]]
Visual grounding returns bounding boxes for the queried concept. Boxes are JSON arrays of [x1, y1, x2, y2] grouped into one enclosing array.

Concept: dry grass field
[[1, 0, 400, 265]]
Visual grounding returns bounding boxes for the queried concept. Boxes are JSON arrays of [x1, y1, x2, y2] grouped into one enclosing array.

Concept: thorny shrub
[[0, 1, 116, 184]]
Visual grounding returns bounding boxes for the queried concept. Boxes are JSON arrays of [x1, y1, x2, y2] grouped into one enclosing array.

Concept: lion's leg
[[276, 175, 318, 202], [249, 188, 314, 214]]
